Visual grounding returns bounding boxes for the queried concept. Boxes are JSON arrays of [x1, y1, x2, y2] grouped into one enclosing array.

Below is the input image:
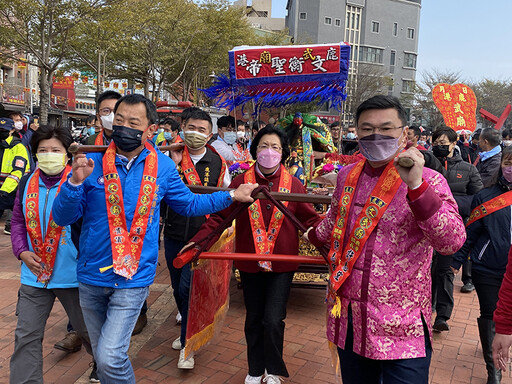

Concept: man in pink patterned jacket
[[306, 95, 466, 384]]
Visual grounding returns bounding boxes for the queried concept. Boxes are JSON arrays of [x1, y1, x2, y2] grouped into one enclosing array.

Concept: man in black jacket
[[163, 109, 230, 370], [476, 128, 502, 188], [430, 127, 483, 332]]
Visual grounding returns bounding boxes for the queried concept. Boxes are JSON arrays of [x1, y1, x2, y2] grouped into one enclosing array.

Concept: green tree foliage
[[0, 0, 101, 123], [472, 79, 512, 128]]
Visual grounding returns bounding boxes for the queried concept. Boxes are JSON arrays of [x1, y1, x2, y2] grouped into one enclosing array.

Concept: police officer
[[0, 118, 30, 234]]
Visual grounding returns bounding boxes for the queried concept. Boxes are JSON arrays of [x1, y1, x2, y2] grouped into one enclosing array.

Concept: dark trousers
[[10, 285, 93, 383], [461, 258, 472, 285], [431, 252, 454, 321], [240, 270, 294, 377], [164, 237, 190, 347], [472, 270, 504, 320], [338, 309, 432, 384]]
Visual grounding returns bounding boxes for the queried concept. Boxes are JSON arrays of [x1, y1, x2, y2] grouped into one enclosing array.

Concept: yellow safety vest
[[0, 136, 30, 193]]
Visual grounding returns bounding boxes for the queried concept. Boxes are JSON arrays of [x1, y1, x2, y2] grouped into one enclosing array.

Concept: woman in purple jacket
[[9, 125, 96, 383]]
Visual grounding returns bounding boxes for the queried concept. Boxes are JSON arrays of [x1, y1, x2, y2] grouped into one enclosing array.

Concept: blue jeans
[[338, 308, 432, 384], [79, 282, 149, 384], [164, 237, 190, 347]]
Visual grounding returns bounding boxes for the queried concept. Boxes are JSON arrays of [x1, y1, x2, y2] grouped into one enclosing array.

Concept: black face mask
[[112, 125, 143, 152], [0, 130, 9, 141], [433, 144, 451, 158]]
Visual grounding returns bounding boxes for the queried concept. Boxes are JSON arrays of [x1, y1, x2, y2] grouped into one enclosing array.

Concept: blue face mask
[[163, 132, 173, 141], [179, 131, 185, 140], [346, 132, 356, 140], [88, 127, 95, 136]]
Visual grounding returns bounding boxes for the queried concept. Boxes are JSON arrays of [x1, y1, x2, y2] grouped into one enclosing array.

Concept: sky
[[242, 0, 512, 83]]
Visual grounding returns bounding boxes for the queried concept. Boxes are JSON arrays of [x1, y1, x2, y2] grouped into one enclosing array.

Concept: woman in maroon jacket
[[190, 125, 322, 384]]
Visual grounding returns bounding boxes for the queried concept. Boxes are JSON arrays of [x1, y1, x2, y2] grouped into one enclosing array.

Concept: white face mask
[[223, 131, 237, 145], [14, 121, 23, 131], [504, 140, 512, 147], [36, 152, 67, 175], [236, 131, 245, 140], [100, 112, 114, 131]]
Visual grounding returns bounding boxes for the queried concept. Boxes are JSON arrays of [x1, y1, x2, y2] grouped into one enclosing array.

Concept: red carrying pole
[[174, 251, 327, 268]]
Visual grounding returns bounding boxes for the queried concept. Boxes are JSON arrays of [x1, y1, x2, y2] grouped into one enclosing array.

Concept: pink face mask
[[257, 148, 281, 169], [502, 166, 512, 183], [358, 131, 405, 162]]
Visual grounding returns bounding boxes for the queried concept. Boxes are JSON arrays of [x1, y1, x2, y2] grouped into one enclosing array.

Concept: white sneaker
[[263, 373, 282, 384], [245, 374, 263, 384], [176, 312, 182, 324], [172, 336, 181, 350], [177, 348, 194, 369]]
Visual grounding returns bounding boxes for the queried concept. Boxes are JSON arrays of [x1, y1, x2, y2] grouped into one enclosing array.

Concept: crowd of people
[[2, 92, 512, 384]]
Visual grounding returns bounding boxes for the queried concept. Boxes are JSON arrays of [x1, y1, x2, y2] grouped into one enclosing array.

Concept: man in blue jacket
[[52, 94, 257, 384]]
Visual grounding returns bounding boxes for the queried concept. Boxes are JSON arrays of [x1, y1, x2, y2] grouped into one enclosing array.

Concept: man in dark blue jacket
[[52, 94, 257, 384], [430, 127, 483, 333]]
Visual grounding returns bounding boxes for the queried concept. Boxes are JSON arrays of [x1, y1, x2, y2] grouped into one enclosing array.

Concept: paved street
[[0, 219, 510, 384]]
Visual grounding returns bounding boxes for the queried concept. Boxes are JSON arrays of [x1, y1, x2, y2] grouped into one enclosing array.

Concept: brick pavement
[[0, 220, 511, 384]]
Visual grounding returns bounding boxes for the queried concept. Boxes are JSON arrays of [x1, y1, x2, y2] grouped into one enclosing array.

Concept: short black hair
[[480, 128, 501, 147], [472, 128, 482, 140], [96, 90, 121, 110], [432, 126, 457, 143], [502, 128, 512, 139], [7, 111, 23, 119], [31, 125, 73, 158], [217, 116, 235, 129], [162, 118, 180, 131], [409, 125, 421, 139], [183, 109, 212, 131], [330, 121, 341, 129], [86, 115, 96, 125], [502, 144, 512, 160], [250, 124, 290, 164], [356, 95, 408, 126], [236, 119, 246, 128], [252, 120, 265, 132], [181, 107, 202, 122], [114, 94, 158, 125]]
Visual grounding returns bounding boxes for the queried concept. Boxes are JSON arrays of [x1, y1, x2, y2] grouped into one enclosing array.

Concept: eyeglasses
[[257, 144, 282, 151], [98, 107, 114, 116], [358, 125, 405, 135]]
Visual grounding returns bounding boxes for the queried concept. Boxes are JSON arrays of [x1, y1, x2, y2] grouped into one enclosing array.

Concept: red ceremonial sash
[[244, 165, 292, 271], [103, 141, 158, 279], [466, 190, 512, 227], [25, 165, 72, 284], [95, 130, 104, 145], [233, 143, 250, 161], [329, 160, 402, 292], [180, 145, 226, 188]]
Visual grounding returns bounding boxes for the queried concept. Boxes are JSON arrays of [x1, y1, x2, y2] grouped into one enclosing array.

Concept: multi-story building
[[234, 0, 286, 32], [286, 0, 421, 121]]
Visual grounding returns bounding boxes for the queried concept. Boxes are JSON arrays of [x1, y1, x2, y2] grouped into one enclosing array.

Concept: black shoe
[[461, 282, 475, 293], [132, 313, 147, 336], [89, 361, 100, 383], [3, 225, 10, 235], [433, 318, 450, 332]]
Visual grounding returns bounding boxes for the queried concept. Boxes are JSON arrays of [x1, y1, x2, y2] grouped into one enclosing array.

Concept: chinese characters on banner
[[432, 83, 477, 132], [202, 43, 350, 112], [232, 44, 342, 81]]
